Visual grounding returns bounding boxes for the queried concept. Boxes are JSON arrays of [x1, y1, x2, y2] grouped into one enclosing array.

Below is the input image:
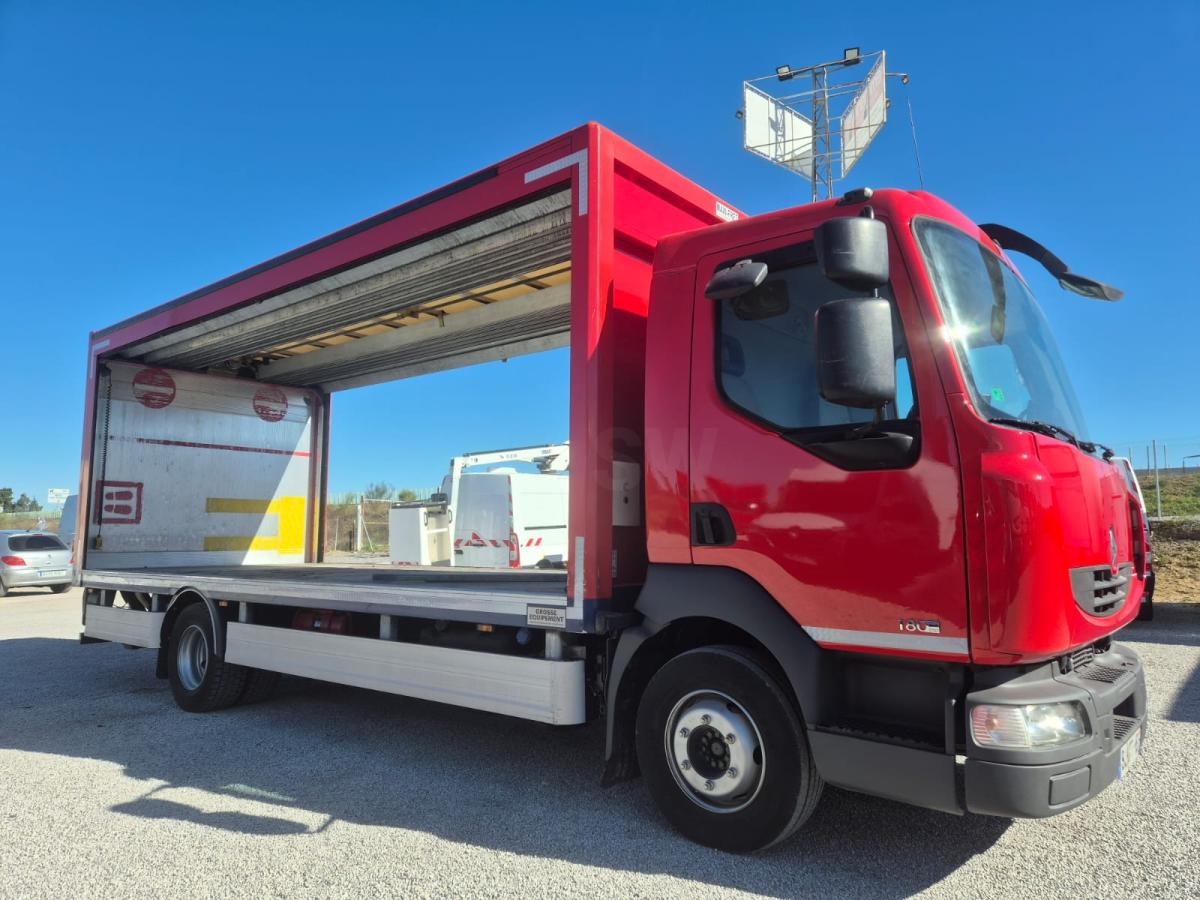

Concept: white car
[[0, 531, 72, 596]]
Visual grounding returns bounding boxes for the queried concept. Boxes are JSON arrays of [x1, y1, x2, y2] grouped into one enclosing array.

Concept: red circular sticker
[[132, 368, 176, 409], [252, 386, 289, 422]]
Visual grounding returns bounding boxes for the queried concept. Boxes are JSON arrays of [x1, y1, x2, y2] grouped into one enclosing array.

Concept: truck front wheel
[[635, 645, 823, 852], [167, 604, 247, 712]]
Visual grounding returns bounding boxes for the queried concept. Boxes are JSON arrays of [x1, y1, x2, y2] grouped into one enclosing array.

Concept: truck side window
[[716, 246, 915, 432]]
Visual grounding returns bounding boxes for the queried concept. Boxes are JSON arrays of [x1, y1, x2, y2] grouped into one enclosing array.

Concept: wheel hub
[[176, 623, 209, 692], [666, 691, 763, 812]]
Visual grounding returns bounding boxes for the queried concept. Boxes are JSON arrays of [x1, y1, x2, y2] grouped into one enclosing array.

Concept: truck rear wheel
[[635, 645, 823, 852], [238, 668, 281, 704], [167, 604, 246, 712]]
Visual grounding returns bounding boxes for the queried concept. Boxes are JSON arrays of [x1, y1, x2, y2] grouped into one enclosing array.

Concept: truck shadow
[[1123, 603, 1200, 648], [0, 636, 1010, 897], [1118, 607, 1195, 724], [1125, 604, 1200, 723]]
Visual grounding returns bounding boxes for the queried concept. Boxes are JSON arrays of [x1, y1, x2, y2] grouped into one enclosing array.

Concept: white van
[[453, 470, 568, 568], [58, 494, 79, 555]]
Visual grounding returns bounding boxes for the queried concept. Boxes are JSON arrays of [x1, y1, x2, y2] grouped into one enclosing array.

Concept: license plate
[[1118, 730, 1141, 779], [38, 569, 67, 578]]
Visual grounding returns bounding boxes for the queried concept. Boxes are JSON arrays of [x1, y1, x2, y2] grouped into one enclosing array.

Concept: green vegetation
[[363, 482, 418, 502], [0, 511, 61, 532], [324, 484, 424, 552], [1145, 472, 1200, 518], [0, 487, 41, 513]]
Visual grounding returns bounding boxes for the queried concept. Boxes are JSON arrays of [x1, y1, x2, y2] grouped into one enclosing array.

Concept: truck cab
[[612, 187, 1146, 846]]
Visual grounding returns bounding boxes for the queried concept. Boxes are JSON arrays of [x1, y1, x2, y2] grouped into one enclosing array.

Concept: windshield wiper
[[989, 417, 1110, 458], [988, 417, 1081, 449], [1085, 440, 1116, 460]]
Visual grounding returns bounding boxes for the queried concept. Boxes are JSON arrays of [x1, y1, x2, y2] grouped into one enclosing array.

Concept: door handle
[[691, 503, 735, 547]]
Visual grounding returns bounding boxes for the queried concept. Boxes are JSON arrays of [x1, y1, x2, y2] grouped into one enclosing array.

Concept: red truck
[[77, 123, 1146, 852]]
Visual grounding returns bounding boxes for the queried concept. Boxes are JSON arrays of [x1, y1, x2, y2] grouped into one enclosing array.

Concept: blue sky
[[1, 1, 1197, 500]]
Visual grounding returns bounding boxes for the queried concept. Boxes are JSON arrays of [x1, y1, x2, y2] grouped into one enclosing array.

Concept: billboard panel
[[743, 82, 814, 178], [841, 52, 887, 176]]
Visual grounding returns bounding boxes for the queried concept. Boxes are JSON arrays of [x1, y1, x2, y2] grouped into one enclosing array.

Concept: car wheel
[[1137, 597, 1154, 621], [50, 584, 70, 594], [167, 604, 247, 712], [635, 645, 823, 852]]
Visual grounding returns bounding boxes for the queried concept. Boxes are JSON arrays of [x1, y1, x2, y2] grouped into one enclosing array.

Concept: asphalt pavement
[[1, 588, 1198, 898]]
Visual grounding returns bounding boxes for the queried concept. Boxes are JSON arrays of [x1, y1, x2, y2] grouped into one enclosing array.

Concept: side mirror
[[815, 297, 896, 409], [705, 259, 768, 300], [814, 216, 889, 291]]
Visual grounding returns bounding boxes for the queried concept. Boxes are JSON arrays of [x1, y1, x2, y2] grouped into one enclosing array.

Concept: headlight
[[970, 702, 1089, 749]]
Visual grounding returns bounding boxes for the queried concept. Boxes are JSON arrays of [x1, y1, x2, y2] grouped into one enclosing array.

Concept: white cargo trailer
[[387, 500, 451, 566]]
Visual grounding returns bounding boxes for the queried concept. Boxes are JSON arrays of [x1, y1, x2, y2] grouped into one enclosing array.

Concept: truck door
[[688, 230, 970, 659]]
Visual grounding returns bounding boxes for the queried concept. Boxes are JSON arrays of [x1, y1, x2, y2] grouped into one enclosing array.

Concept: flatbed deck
[[81, 564, 569, 628]]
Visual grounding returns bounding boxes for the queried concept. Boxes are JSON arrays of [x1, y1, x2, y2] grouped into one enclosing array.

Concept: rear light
[[1, 556, 26, 566], [1130, 501, 1146, 578], [507, 485, 519, 568]]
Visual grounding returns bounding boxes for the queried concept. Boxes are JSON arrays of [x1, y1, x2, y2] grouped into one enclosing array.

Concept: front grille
[[1068, 644, 1096, 671], [1112, 715, 1137, 741], [1059, 639, 1127, 682], [1074, 660, 1128, 684], [1091, 569, 1128, 613], [1069, 563, 1133, 617]]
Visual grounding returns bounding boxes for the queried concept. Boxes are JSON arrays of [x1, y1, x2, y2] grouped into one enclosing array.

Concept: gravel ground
[[1153, 539, 1200, 602], [2, 588, 1198, 899]]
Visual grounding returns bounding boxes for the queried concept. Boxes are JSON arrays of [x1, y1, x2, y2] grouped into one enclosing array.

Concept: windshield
[[915, 218, 1089, 440]]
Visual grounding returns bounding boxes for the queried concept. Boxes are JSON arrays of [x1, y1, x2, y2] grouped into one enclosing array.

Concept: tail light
[[1129, 501, 1146, 578], [507, 484, 519, 568], [2, 556, 26, 566]]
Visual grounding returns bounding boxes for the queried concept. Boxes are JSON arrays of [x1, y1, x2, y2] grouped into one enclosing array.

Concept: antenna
[[739, 49, 908, 201]]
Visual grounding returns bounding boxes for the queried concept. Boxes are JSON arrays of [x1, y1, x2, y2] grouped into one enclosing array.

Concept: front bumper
[[963, 642, 1147, 817]]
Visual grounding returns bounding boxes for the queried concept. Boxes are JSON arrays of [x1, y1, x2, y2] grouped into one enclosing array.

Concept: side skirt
[[83, 605, 166, 648], [224, 622, 586, 725]]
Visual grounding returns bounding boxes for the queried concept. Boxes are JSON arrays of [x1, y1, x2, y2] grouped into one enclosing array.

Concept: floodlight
[[776, 64, 794, 81], [843, 47, 861, 65]]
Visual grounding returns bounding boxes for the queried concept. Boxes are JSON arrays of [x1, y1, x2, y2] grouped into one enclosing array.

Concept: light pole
[[775, 48, 862, 202]]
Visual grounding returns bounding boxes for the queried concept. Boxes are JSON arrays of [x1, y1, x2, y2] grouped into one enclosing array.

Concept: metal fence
[[1115, 436, 1200, 519]]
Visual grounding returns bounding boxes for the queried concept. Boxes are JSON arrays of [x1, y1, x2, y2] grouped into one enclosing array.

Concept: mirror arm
[[979, 223, 1124, 302]]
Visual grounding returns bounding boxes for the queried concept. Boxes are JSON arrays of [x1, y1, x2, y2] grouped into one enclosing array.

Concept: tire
[[635, 645, 823, 852], [167, 604, 247, 712], [1137, 597, 1154, 621], [238, 668, 281, 705], [50, 584, 70, 594]]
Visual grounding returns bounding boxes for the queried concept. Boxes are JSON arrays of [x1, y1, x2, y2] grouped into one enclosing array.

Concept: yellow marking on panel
[[203, 496, 306, 554], [205, 498, 273, 515]]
